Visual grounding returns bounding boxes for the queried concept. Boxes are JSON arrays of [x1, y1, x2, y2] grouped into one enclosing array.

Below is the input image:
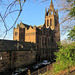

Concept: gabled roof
[[18, 22, 32, 29], [22, 23, 31, 29], [18, 22, 45, 29]]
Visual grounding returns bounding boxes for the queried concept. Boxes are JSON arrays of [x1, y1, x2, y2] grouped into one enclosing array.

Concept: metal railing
[[28, 64, 52, 75]]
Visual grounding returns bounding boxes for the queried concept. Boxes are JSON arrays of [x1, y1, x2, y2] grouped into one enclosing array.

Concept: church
[[13, 0, 60, 61]]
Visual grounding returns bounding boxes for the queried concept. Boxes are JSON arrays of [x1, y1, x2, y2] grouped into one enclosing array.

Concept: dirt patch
[[48, 64, 75, 75], [57, 66, 75, 75]]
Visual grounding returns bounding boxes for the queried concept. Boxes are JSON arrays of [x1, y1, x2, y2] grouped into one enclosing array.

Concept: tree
[[0, 0, 74, 40], [56, 0, 75, 34], [52, 0, 75, 74], [0, 0, 26, 39], [39, 0, 75, 35], [68, 26, 75, 41], [0, 0, 74, 37], [53, 42, 75, 74], [69, 6, 75, 17], [67, 0, 75, 17]]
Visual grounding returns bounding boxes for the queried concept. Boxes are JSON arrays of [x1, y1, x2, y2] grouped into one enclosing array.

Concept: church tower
[[45, 0, 59, 30], [45, 0, 60, 42]]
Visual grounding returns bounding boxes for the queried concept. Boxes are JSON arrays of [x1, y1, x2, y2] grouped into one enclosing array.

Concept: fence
[[28, 64, 52, 75]]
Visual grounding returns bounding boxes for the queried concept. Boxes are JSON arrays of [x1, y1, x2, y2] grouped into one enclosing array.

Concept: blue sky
[[0, 0, 69, 41]]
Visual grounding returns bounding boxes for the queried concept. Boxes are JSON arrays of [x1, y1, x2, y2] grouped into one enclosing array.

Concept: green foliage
[[68, 26, 75, 41], [67, 0, 74, 2], [69, 7, 75, 17], [67, 0, 75, 17], [53, 42, 75, 73]]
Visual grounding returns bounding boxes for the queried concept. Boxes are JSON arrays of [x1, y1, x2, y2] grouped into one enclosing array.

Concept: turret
[[45, 0, 55, 29], [45, 8, 47, 16]]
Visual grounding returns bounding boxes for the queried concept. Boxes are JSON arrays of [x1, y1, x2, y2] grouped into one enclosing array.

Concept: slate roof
[[20, 22, 44, 29], [22, 23, 31, 29], [0, 39, 36, 51]]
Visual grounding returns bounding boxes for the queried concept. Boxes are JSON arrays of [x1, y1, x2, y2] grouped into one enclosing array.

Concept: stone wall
[[0, 50, 36, 72], [0, 51, 10, 72]]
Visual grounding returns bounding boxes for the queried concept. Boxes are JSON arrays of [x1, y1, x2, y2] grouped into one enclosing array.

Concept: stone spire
[[51, 0, 53, 5], [45, 7, 47, 16], [45, 7, 47, 13], [51, 0, 52, 4], [50, 0, 54, 10]]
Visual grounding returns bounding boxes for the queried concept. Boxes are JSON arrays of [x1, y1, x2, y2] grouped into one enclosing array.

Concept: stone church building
[[13, 0, 60, 61]]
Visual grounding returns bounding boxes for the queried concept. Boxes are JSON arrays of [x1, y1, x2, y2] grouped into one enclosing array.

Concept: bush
[[53, 42, 75, 73]]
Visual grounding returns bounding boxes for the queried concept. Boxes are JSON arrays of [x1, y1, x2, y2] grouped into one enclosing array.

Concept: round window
[[15, 32, 18, 36]]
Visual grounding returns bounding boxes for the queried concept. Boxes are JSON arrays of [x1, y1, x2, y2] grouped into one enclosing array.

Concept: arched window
[[45, 20, 46, 25], [50, 19, 52, 26], [42, 37, 44, 46], [15, 32, 18, 36], [47, 19, 49, 26], [48, 38, 50, 46], [45, 37, 47, 45], [37, 36, 39, 43]]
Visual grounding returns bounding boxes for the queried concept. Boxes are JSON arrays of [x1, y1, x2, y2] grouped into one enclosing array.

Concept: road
[[0, 63, 47, 75]]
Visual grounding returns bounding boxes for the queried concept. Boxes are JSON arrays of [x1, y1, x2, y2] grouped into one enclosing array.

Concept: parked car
[[12, 67, 28, 75], [32, 63, 42, 69], [37, 63, 42, 67], [42, 60, 51, 65], [33, 64, 39, 69], [12, 71, 19, 75]]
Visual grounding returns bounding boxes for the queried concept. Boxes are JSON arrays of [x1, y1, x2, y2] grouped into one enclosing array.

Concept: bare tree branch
[[0, 0, 26, 39]]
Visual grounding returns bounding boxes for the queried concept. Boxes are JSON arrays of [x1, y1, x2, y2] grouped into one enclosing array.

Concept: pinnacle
[[51, 0, 52, 3], [50, 0, 54, 9], [51, 0, 53, 5]]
